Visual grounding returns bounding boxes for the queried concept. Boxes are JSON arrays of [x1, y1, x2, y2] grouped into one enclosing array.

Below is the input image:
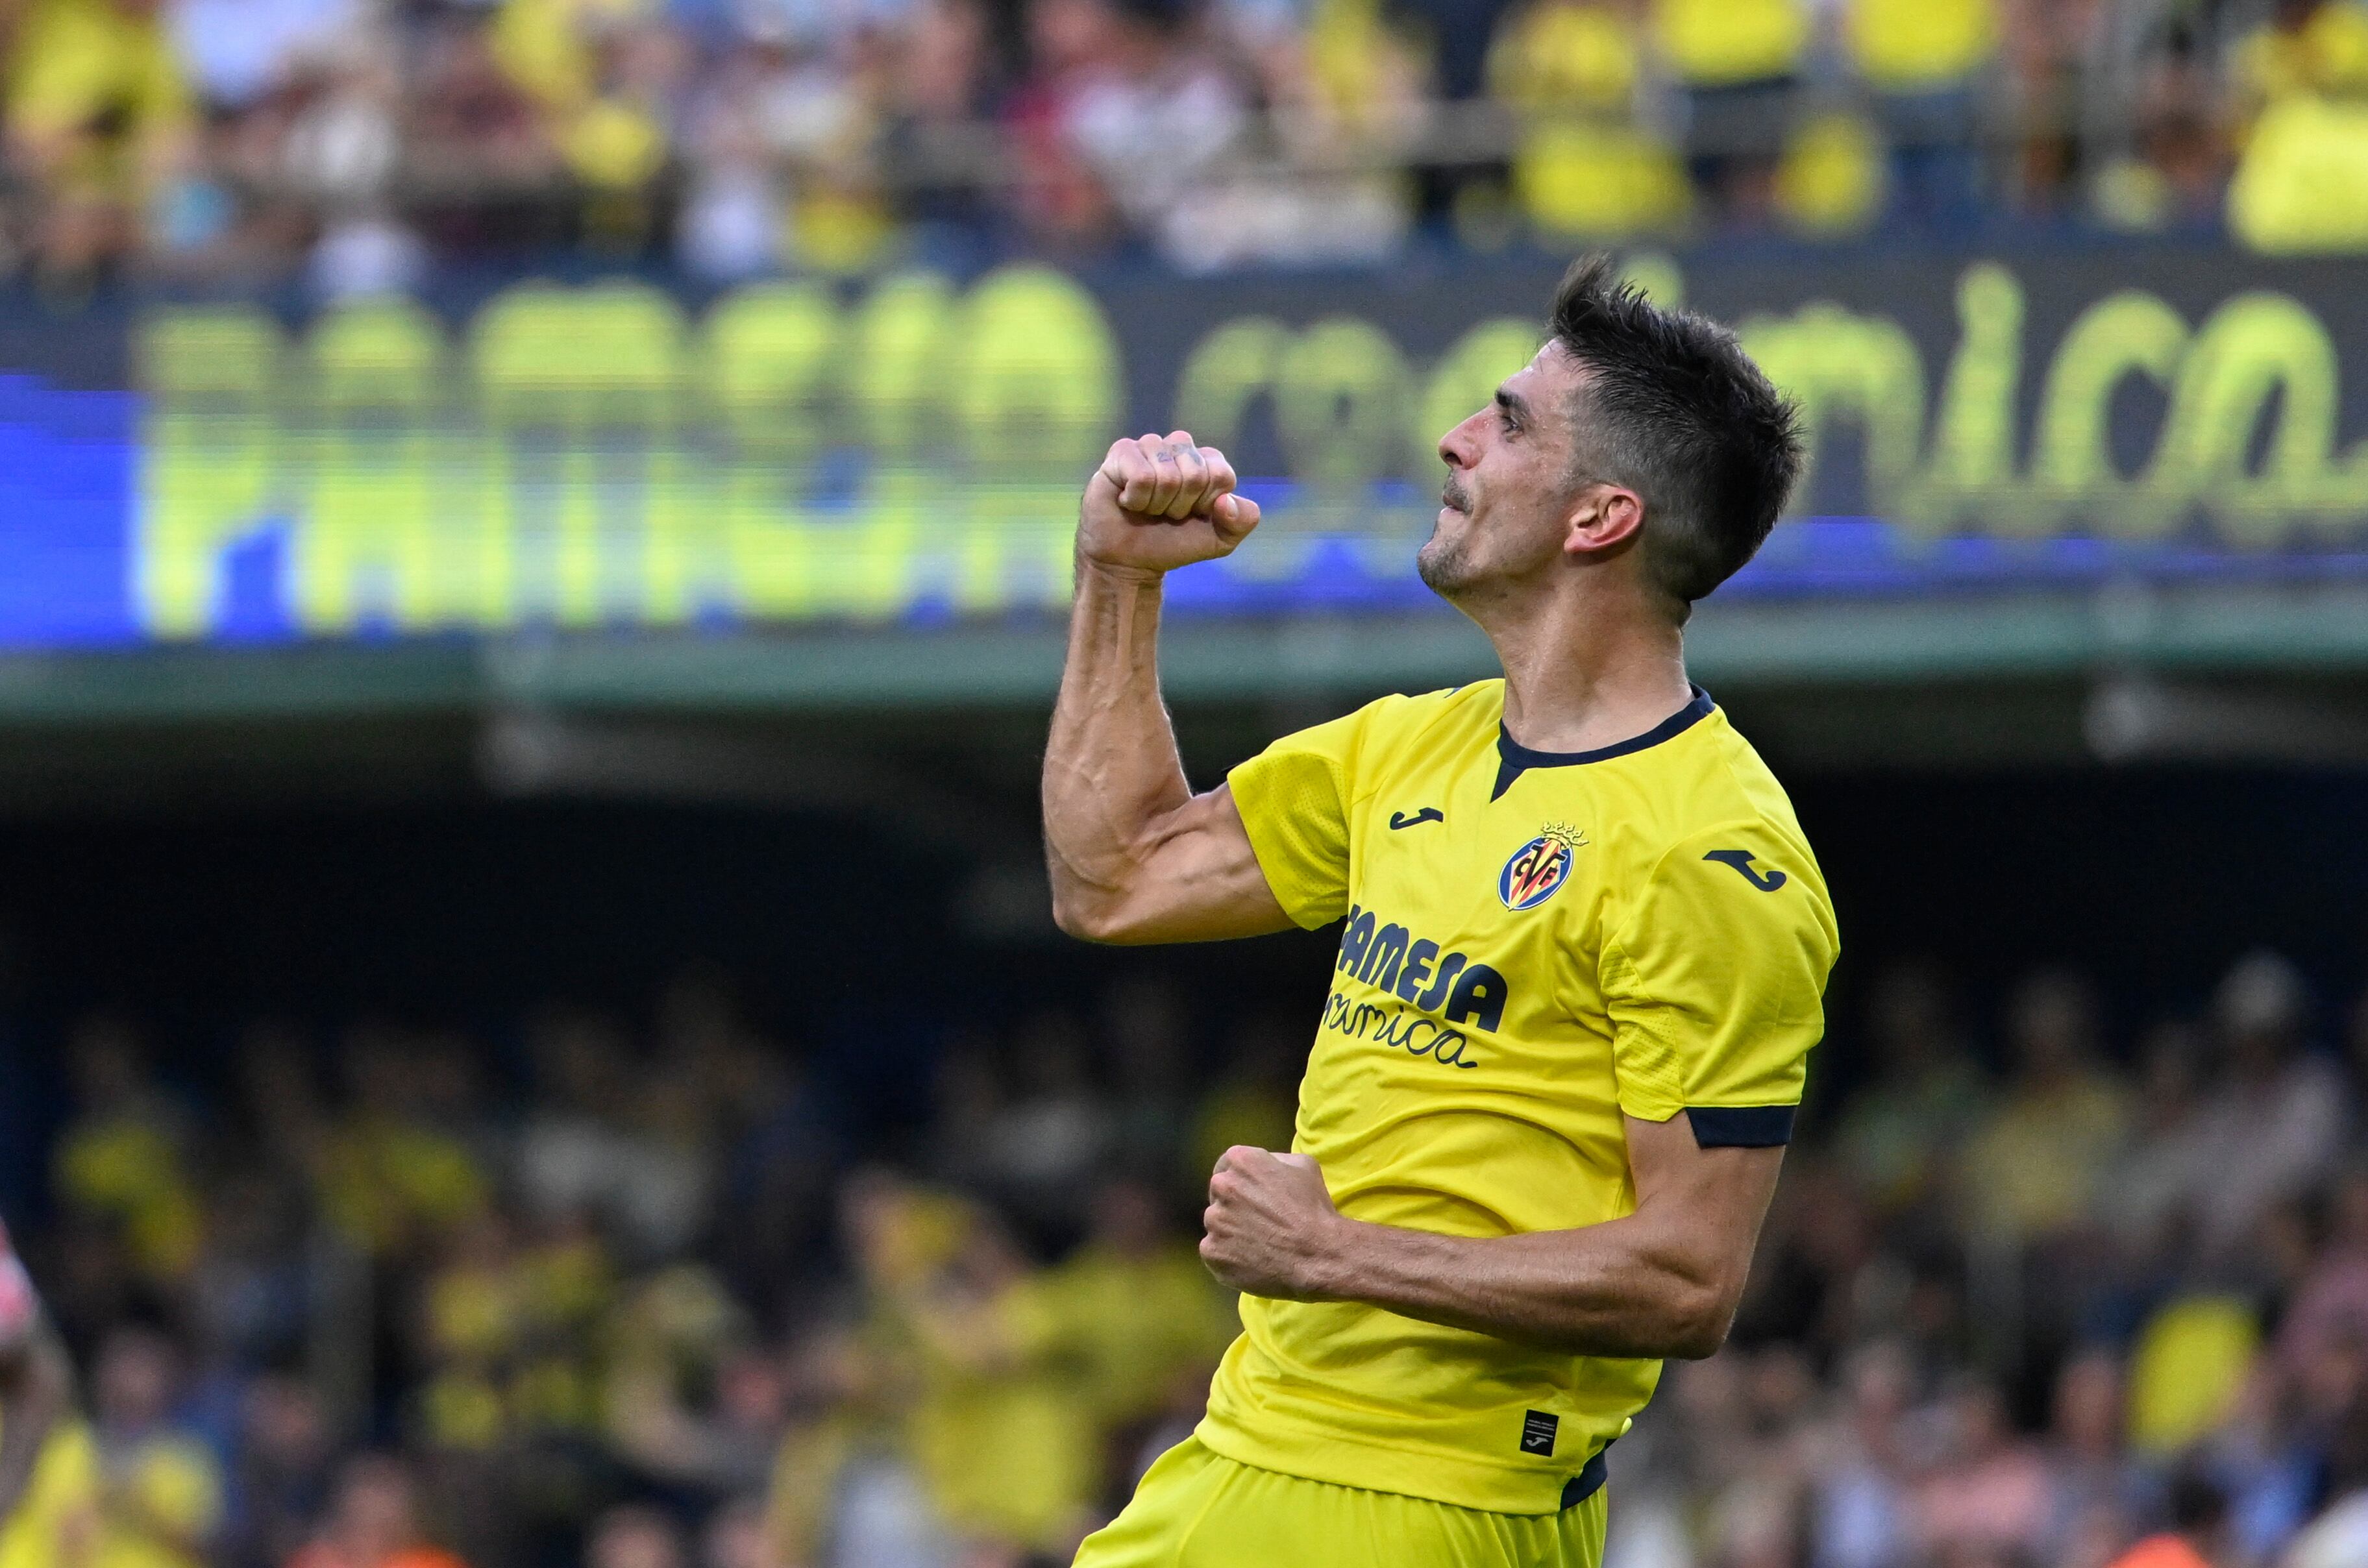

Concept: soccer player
[[1042, 256, 1837, 1567]]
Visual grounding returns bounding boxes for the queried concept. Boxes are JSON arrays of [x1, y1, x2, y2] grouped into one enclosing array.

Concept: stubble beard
[[1418, 478, 1479, 596], [1415, 528, 1472, 595], [1411, 466, 1468, 596]]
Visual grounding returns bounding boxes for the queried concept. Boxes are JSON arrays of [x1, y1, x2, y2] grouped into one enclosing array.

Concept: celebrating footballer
[[1041, 255, 1839, 1567]]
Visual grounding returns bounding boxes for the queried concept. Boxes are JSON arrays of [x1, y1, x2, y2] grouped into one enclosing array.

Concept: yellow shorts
[[1074, 1438, 1608, 1568]]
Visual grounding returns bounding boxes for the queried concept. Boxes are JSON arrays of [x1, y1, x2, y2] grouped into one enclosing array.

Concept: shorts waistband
[[1559, 1446, 1610, 1510]]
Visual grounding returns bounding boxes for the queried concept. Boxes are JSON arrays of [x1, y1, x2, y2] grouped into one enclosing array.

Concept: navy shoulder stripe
[[1686, 1105, 1797, 1147]]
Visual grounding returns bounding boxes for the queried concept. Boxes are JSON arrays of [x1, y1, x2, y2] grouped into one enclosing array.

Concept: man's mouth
[[1440, 477, 1471, 513]]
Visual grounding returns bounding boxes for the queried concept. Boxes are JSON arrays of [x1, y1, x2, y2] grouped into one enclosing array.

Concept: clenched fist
[[1200, 1145, 1347, 1301], [1078, 430, 1263, 578]]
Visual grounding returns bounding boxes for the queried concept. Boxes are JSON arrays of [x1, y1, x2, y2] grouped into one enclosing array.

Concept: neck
[[1473, 577, 1692, 753]]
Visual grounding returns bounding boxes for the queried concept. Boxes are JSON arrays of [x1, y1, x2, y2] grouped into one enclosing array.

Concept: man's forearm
[[1301, 1214, 1741, 1361], [1042, 561, 1187, 927]]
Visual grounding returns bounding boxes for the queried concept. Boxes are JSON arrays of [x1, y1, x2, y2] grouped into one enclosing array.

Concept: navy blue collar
[[1492, 686, 1715, 800]]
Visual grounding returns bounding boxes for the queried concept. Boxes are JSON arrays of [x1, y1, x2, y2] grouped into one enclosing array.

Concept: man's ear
[[1564, 484, 1646, 558]]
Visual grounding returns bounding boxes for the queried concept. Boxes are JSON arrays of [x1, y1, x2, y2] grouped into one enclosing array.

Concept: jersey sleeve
[[1599, 820, 1839, 1146], [1225, 704, 1376, 930]]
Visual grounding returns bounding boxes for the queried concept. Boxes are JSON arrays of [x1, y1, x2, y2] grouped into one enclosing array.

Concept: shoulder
[[1245, 682, 1498, 797], [1341, 681, 1500, 744], [1614, 707, 1823, 886]]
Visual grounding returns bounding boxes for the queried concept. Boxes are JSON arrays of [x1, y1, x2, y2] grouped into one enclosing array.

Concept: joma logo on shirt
[[1335, 905, 1509, 1033]]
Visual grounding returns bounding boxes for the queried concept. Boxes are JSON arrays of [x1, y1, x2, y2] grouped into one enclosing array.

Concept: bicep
[[1087, 785, 1296, 945], [1622, 1112, 1786, 1282]]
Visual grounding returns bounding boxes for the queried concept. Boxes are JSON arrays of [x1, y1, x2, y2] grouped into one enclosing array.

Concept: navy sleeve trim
[[1686, 1105, 1797, 1147]]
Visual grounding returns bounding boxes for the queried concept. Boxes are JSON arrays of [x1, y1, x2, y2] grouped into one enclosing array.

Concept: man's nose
[[1438, 413, 1481, 468]]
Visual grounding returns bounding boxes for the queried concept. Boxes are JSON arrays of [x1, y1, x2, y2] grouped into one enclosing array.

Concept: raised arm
[[1043, 431, 1290, 946], [1198, 1112, 1784, 1360]]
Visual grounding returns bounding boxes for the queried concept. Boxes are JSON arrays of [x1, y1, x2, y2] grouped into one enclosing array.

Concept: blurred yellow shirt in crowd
[[1845, 0, 1996, 92], [53, 1120, 201, 1282], [1961, 1071, 2129, 1238], [907, 1277, 1096, 1550], [1040, 1241, 1237, 1428], [1775, 112, 1886, 235], [2234, 2, 2368, 126], [319, 1120, 489, 1256], [1653, 0, 1807, 86], [1489, 2, 1690, 238], [6, 0, 188, 185], [2228, 92, 2368, 252], [1514, 124, 1692, 238], [1218, 682, 1836, 1513], [0, 1420, 99, 1568], [2127, 1295, 2257, 1454], [92, 1433, 221, 1568], [1489, 0, 1640, 113]]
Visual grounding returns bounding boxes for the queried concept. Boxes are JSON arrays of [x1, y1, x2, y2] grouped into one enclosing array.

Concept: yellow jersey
[[1202, 680, 1837, 1513]]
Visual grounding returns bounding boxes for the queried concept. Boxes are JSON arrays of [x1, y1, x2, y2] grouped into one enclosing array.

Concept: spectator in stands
[[1961, 970, 2130, 1246], [2228, 1, 2368, 252], [584, 1504, 687, 1568], [1650, 0, 1806, 227], [317, 1025, 489, 1264], [2094, 1020, 2217, 1341], [898, 1203, 1097, 1556], [1486, 0, 1690, 242], [5, 0, 192, 281], [1844, 0, 1997, 227], [2091, 46, 2228, 233], [2277, 1166, 2368, 1384], [2041, 1350, 2157, 1562], [693, 1497, 769, 1568], [2177, 951, 2350, 1259], [1039, 1175, 1233, 1493], [602, 1264, 764, 1496], [404, 15, 563, 252], [52, 1013, 203, 1288], [1191, 0, 1424, 269], [2105, 1465, 2232, 1568], [169, 0, 351, 114], [1913, 1378, 2052, 1562], [1832, 960, 1990, 1223], [1804, 1340, 1917, 1568], [974, 1009, 1114, 1243], [1006, 0, 1250, 258], [222, 1372, 337, 1568], [277, 36, 421, 298], [285, 1454, 469, 1568], [88, 1325, 223, 1568]]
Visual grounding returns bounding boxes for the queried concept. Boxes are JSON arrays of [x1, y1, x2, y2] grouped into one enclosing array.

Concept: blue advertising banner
[[2, 245, 2367, 650]]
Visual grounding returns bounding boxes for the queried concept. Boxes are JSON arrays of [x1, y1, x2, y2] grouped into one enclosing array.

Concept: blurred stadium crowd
[[9, 0, 2368, 289], [8, 950, 2368, 1567]]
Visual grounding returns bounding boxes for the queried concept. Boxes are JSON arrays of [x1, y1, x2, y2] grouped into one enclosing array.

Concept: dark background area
[[1, 755, 2360, 1214]]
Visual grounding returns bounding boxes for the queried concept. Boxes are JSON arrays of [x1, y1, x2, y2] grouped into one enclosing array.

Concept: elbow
[[1664, 1281, 1745, 1361], [1050, 889, 1137, 945], [1051, 896, 1107, 942]]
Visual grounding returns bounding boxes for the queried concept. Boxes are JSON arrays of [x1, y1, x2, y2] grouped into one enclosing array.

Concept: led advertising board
[[2, 247, 2365, 648]]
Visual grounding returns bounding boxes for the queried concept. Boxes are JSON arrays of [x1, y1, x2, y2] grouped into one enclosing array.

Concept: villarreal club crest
[[1499, 822, 1587, 911]]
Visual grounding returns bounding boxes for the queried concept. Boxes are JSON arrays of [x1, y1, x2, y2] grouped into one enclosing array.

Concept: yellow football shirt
[[1202, 680, 1837, 1513]]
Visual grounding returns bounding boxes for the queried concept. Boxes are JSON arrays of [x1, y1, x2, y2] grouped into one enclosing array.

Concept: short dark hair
[[1546, 255, 1803, 615]]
